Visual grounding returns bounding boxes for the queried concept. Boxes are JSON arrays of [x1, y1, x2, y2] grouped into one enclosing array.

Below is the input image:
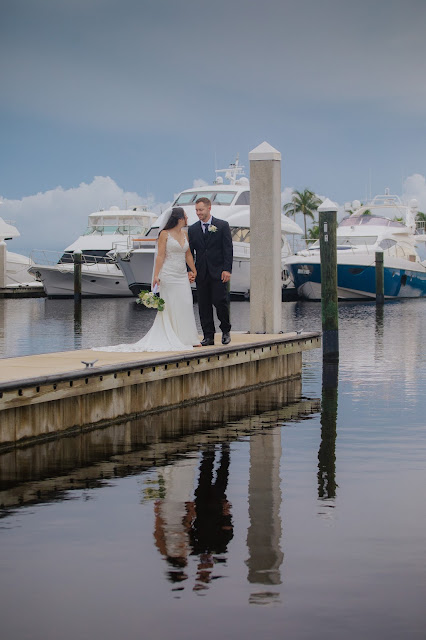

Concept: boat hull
[[116, 249, 290, 299], [117, 250, 254, 298], [287, 260, 426, 300], [29, 264, 133, 298]]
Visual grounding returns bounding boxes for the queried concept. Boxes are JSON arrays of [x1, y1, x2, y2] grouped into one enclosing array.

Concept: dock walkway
[[0, 331, 321, 449]]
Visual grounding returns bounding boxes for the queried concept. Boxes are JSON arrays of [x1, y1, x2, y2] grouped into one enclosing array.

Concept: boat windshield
[[173, 191, 237, 206], [337, 236, 378, 246], [340, 215, 405, 228]]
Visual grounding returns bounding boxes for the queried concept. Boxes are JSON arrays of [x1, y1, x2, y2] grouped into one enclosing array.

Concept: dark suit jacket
[[188, 217, 233, 282]]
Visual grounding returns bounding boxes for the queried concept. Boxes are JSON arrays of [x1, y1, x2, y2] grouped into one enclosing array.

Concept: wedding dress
[[95, 234, 200, 352]]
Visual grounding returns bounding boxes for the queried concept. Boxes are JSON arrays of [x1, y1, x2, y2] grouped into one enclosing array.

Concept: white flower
[[209, 224, 218, 232], [137, 290, 165, 311]]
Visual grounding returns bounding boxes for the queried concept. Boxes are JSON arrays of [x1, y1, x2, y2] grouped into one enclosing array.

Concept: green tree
[[306, 224, 320, 241], [283, 189, 322, 246]]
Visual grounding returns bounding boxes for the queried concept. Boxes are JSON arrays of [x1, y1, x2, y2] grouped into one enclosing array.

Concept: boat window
[[379, 239, 397, 250], [173, 192, 215, 205], [234, 191, 250, 206], [58, 250, 112, 264], [212, 192, 237, 205], [360, 216, 390, 226], [231, 227, 250, 243], [174, 192, 197, 205], [83, 224, 148, 236]]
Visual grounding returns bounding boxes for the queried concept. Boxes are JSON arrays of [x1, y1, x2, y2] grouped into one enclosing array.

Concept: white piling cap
[[318, 198, 338, 212], [249, 141, 281, 161]]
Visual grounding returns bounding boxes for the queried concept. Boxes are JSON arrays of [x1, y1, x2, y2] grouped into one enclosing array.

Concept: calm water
[[0, 298, 425, 640]]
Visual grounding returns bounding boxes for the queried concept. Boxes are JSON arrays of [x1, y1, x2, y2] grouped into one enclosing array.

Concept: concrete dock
[[0, 331, 320, 450]]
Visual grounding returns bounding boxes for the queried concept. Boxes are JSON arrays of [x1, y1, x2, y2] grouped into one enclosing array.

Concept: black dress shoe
[[222, 332, 231, 345], [200, 337, 215, 346]]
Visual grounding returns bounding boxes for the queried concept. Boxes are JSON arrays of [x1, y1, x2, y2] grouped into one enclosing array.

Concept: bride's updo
[[163, 207, 186, 231]]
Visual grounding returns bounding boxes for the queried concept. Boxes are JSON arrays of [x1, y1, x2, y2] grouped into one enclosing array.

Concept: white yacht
[[114, 158, 303, 298], [0, 216, 41, 288], [29, 206, 157, 297], [285, 192, 426, 300]]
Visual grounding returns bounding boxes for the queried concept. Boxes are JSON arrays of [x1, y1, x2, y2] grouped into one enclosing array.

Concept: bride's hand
[[153, 276, 160, 288]]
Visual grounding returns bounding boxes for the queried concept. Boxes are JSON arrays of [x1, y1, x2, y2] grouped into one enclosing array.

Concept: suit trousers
[[197, 277, 231, 339]]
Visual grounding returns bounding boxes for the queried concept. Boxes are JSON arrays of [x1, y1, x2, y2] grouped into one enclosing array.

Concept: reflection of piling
[[319, 199, 339, 362], [0, 241, 6, 289], [249, 142, 282, 334], [375, 251, 384, 305], [318, 360, 338, 500], [246, 425, 283, 587], [73, 251, 82, 303]]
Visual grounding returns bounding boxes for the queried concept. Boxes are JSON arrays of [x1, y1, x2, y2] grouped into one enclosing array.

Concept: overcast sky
[[2, 0, 426, 252]]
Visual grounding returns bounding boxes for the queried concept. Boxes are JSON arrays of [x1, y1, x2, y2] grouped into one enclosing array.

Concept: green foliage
[[283, 188, 322, 246], [306, 224, 320, 240]]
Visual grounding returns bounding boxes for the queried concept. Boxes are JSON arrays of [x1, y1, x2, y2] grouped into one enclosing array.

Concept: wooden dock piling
[[375, 251, 384, 305], [319, 199, 339, 362]]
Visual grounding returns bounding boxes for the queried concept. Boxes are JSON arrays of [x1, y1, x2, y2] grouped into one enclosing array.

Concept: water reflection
[[246, 425, 283, 604], [317, 360, 338, 503], [0, 380, 319, 603]]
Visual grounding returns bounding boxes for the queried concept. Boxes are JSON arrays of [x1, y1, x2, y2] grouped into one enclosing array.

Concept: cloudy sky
[[2, 0, 426, 252]]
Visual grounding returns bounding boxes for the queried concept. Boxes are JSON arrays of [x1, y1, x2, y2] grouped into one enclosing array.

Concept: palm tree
[[306, 224, 320, 241], [283, 189, 322, 246]]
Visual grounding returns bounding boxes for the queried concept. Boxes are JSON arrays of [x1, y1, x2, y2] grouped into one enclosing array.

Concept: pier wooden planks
[[0, 332, 321, 449]]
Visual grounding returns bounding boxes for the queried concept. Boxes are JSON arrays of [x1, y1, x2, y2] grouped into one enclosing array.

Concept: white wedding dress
[[95, 234, 200, 352]]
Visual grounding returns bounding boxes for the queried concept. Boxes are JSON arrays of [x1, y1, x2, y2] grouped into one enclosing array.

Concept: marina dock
[[0, 285, 46, 298], [0, 331, 320, 450]]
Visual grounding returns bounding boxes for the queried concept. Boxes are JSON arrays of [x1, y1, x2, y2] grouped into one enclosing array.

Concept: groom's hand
[[221, 271, 231, 283], [188, 271, 196, 283]]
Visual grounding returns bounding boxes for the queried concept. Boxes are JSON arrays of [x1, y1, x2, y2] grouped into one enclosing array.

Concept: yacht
[[29, 206, 157, 297], [284, 192, 426, 300], [0, 216, 41, 288], [113, 158, 303, 298]]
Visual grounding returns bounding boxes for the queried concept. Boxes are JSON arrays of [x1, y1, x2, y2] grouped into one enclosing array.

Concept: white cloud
[[3, 172, 425, 257], [0, 177, 171, 254], [192, 179, 209, 189], [402, 174, 426, 212]]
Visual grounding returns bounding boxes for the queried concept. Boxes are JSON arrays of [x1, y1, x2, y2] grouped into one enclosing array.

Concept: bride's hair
[[162, 207, 185, 231]]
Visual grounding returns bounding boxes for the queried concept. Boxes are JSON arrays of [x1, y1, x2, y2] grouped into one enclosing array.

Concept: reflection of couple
[[154, 444, 234, 590], [97, 197, 232, 353]]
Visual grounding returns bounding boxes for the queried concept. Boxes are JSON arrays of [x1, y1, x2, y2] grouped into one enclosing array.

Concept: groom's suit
[[188, 216, 233, 340]]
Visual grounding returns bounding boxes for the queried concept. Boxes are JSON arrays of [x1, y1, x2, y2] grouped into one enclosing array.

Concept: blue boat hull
[[288, 262, 426, 300]]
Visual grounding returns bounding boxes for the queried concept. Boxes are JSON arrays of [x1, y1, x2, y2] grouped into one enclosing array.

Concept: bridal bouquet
[[137, 285, 165, 311]]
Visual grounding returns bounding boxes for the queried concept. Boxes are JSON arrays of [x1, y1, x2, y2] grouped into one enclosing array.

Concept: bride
[[95, 207, 201, 352]]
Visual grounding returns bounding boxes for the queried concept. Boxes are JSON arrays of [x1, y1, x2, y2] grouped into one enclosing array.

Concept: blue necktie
[[203, 223, 209, 233]]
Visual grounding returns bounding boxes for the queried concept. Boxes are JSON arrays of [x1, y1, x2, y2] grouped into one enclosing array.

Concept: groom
[[188, 197, 233, 346]]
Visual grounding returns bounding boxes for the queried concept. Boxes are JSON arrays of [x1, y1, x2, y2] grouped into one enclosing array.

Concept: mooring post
[[249, 141, 282, 334], [375, 251, 384, 305], [0, 241, 6, 289], [319, 198, 339, 361], [74, 251, 82, 303]]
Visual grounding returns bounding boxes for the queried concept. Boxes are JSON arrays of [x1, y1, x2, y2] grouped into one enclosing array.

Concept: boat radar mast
[[214, 154, 247, 185]]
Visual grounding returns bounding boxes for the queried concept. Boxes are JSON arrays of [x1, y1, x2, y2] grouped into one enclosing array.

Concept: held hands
[[188, 271, 196, 283], [221, 271, 231, 283]]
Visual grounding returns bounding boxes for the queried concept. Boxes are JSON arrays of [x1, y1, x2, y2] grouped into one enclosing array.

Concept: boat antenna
[[214, 153, 246, 185]]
